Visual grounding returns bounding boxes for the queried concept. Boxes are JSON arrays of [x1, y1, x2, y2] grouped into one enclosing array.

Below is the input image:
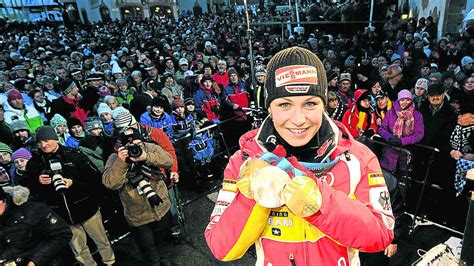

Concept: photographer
[[21, 126, 115, 266], [0, 185, 72, 266], [102, 124, 175, 265]]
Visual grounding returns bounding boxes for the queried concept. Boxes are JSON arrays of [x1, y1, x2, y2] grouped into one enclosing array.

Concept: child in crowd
[[65, 117, 85, 148], [140, 97, 174, 137], [50, 113, 70, 145], [11, 148, 32, 184], [98, 103, 115, 137]]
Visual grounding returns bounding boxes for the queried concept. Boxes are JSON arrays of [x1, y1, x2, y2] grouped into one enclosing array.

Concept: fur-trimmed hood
[[3, 185, 30, 206]]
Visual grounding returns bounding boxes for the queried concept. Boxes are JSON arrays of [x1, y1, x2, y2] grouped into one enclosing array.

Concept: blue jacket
[[170, 113, 195, 141], [140, 111, 174, 137]]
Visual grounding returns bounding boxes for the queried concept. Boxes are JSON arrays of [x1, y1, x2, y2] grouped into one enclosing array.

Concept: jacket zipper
[[289, 253, 296, 266], [62, 194, 74, 224]]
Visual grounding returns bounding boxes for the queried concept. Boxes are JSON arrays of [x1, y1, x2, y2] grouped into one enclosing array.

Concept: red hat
[[7, 89, 23, 102]]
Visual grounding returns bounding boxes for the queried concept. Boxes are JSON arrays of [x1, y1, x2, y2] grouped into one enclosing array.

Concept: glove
[[363, 128, 375, 138], [281, 175, 322, 217], [388, 136, 402, 147], [237, 159, 271, 200]]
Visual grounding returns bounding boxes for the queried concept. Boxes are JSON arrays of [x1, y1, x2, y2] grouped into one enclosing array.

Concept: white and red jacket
[[205, 116, 394, 265]]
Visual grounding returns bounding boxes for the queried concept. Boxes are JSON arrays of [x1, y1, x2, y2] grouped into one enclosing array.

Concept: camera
[[128, 168, 162, 206], [126, 144, 143, 158], [49, 159, 67, 193]]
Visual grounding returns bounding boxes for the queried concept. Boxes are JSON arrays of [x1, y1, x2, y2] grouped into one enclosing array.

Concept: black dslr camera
[[120, 128, 143, 159]]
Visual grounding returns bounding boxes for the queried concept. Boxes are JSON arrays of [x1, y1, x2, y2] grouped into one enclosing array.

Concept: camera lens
[[127, 144, 143, 158]]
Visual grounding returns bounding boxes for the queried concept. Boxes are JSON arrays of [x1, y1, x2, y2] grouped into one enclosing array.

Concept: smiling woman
[[205, 47, 394, 265]]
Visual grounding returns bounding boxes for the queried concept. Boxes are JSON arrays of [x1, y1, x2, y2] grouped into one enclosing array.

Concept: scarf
[[450, 124, 474, 153], [355, 103, 372, 131], [393, 103, 415, 138], [255, 115, 340, 176], [328, 99, 345, 121]]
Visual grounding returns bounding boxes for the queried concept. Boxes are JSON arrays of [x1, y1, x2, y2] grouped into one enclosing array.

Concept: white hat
[[178, 58, 188, 66]]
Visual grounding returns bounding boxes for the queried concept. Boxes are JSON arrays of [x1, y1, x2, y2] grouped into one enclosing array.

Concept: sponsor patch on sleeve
[[368, 172, 385, 186], [222, 178, 238, 192]]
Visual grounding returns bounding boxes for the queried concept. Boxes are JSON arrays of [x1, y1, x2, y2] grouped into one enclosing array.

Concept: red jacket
[[205, 118, 394, 265], [342, 106, 378, 138]]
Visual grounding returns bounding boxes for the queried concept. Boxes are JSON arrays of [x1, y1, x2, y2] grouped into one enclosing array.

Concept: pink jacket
[[205, 119, 394, 265]]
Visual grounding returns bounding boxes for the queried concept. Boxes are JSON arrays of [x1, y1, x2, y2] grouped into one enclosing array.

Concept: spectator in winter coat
[[411, 78, 428, 110], [194, 76, 221, 122], [342, 89, 377, 138], [51, 79, 88, 124], [114, 78, 135, 108], [49, 114, 69, 145], [418, 84, 457, 189], [79, 116, 114, 173], [0, 104, 13, 145], [378, 89, 424, 173], [326, 91, 347, 122], [373, 91, 393, 126], [3, 89, 43, 132], [29, 88, 53, 123], [223, 68, 250, 121], [212, 59, 229, 88], [0, 186, 72, 265], [10, 120, 35, 152], [11, 148, 32, 185], [65, 117, 85, 148], [140, 97, 174, 136], [162, 73, 184, 105], [97, 103, 114, 137]]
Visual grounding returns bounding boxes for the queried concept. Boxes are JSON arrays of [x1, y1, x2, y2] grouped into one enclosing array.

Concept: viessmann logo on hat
[[275, 65, 318, 93]]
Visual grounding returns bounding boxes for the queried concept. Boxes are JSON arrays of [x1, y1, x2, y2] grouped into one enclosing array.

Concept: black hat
[[184, 98, 195, 105], [200, 76, 214, 84], [227, 67, 238, 76], [58, 79, 76, 94], [67, 117, 83, 131], [326, 70, 338, 82], [35, 126, 59, 142], [151, 97, 168, 108], [374, 90, 387, 99], [265, 47, 327, 107], [428, 84, 444, 96]]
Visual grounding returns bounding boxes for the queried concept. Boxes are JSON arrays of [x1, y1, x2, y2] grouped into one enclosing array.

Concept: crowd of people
[[0, 4, 473, 265]]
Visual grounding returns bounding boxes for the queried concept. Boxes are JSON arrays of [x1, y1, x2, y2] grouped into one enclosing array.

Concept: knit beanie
[[50, 114, 67, 130], [112, 106, 137, 133], [415, 78, 428, 90], [10, 120, 29, 133], [116, 78, 128, 86], [67, 117, 83, 131], [12, 148, 32, 161], [0, 142, 12, 154], [104, 95, 116, 104], [84, 116, 103, 132], [97, 103, 112, 117], [7, 89, 23, 102], [227, 68, 238, 77], [326, 70, 338, 82], [265, 47, 327, 107], [59, 79, 76, 95], [397, 89, 413, 101], [35, 126, 59, 142], [152, 97, 169, 108], [184, 98, 195, 106], [171, 99, 185, 110]]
